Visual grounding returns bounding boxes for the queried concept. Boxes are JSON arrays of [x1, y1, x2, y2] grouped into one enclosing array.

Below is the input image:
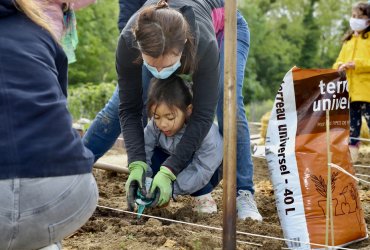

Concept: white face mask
[[350, 17, 369, 32]]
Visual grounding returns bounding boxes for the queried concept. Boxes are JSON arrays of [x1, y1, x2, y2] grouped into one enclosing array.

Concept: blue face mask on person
[[143, 60, 181, 79]]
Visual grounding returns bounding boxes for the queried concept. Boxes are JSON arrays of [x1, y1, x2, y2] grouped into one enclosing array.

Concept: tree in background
[[240, 0, 306, 103], [239, 0, 270, 104], [68, 0, 119, 85], [298, 0, 320, 68], [239, 0, 355, 105]]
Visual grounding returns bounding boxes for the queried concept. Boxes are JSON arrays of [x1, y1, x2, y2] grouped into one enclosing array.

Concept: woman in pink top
[[43, 0, 95, 63]]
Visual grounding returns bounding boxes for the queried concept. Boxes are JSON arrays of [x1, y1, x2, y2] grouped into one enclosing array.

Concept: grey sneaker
[[236, 190, 263, 221]]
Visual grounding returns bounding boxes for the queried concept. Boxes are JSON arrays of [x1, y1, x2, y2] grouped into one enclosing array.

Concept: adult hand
[[149, 166, 176, 207], [125, 161, 147, 211]]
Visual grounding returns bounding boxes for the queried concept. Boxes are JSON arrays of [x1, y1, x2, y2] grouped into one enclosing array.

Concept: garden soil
[[64, 145, 370, 250]]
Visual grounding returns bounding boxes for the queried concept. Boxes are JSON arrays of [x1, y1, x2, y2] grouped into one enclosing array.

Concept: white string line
[[356, 174, 370, 179], [350, 137, 370, 143], [354, 165, 370, 169], [330, 163, 370, 185], [96, 205, 355, 250], [184, 229, 263, 247]]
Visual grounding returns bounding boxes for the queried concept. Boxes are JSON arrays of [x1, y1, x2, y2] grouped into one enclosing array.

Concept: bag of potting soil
[[265, 67, 367, 249]]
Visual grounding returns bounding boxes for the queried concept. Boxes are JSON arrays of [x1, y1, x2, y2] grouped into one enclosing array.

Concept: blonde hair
[[15, 0, 57, 41]]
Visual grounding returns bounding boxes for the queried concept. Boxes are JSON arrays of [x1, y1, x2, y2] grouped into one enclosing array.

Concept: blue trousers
[[83, 12, 255, 193]]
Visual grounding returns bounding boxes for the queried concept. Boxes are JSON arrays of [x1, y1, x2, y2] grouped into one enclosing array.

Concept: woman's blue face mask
[[143, 60, 181, 79]]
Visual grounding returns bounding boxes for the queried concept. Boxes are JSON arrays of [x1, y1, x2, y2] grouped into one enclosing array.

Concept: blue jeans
[[217, 12, 254, 193], [83, 12, 254, 193], [0, 174, 98, 250], [83, 87, 121, 161], [150, 147, 222, 196]]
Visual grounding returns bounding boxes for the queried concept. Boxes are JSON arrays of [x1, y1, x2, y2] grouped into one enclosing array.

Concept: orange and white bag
[[265, 67, 367, 249]]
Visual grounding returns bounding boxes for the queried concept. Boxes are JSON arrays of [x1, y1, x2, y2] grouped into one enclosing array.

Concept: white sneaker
[[236, 190, 263, 221], [193, 193, 217, 214]]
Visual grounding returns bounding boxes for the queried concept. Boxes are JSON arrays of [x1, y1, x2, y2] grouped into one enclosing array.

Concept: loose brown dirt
[[63, 145, 370, 250]]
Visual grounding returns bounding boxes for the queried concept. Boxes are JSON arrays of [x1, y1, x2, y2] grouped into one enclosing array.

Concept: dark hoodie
[[0, 0, 94, 179]]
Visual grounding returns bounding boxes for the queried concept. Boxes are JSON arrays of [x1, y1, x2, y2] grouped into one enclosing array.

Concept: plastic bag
[[265, 67, 367, 249]]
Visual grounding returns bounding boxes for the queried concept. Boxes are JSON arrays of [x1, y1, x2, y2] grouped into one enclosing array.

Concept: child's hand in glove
[[149, 166, 176, 207]]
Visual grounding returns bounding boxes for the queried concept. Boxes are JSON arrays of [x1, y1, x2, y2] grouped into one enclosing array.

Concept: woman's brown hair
[[133, 0, 196, 74], [15, 0, 57, 41]]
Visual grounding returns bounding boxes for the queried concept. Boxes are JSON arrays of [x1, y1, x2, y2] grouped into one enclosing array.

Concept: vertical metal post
[[222, 0, 237, 249]]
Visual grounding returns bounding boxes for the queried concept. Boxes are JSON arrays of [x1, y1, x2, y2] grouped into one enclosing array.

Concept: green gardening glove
[[149, 166, 176, 207], [125, 161, 147, 211]]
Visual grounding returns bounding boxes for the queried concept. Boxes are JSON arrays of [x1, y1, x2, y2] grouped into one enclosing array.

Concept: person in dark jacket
[[84, 0, 262, 221], [0, 0, 98, 249]]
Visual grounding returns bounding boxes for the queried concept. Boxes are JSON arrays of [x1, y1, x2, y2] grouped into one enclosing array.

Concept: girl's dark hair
[[133, 0, 196, 73], [147, 75, 193, 118], [343, 2, 370, 42]]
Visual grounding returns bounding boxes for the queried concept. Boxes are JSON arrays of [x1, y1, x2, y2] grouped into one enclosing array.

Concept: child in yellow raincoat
[[333, 2, 370, 162]]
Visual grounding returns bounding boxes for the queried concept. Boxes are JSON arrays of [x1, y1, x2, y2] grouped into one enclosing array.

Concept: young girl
[[333, 2, 370, 162], [143, 76, 223, 213]]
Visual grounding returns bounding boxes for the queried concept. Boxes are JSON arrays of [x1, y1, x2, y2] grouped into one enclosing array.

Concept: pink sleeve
[[71, 0, 96, 10]]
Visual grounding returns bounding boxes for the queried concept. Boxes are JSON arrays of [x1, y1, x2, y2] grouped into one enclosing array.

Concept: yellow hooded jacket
[[333, 34, 370, 103]]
